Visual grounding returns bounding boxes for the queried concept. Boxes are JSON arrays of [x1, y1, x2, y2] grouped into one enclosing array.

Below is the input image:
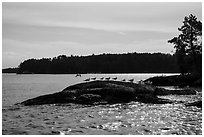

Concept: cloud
[[119, 32, 127, 35], [3, 2, 202, 32], [3, 22, 175, 46], [2, 2, 202, 68]]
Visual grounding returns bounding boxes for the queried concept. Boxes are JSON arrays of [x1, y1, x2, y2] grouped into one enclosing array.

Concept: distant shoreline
[[2, 71, 180, 75], [13, 53, 179, 74]]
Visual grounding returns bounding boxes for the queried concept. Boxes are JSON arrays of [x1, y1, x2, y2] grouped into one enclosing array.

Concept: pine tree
[[168, 14, 202, 75]]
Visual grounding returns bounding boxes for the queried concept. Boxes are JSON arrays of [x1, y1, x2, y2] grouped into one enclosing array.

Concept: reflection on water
[[2, 95, 202, 135]]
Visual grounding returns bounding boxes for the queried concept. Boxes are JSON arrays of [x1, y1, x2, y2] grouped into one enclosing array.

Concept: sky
[[2, 2, 202, 68]]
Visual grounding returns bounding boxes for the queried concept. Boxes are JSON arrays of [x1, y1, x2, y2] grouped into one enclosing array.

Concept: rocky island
[[144, 74, 202, 87], [21, 80, 200, 107]]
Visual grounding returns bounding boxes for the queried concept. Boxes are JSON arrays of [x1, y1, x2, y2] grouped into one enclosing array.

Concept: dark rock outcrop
[[75, 94, 102, 104], [155, 88, 197, 95], [144, 74, 202, 87], [185, 101, 202, 108], [135, 94, 173, 104], [20, 80, 197, 106]]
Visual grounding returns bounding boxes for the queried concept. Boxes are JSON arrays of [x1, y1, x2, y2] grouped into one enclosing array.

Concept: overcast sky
[[2, 2, 202, 68]]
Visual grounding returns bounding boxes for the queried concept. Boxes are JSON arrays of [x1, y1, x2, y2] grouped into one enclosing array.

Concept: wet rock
[[136, 94, 173, 104], [51, 130, 60, 135], [185, 101, 202, 108], [154, 88, 197, 95], [75, 94, 102, 104], [21, 92, 75, 106]]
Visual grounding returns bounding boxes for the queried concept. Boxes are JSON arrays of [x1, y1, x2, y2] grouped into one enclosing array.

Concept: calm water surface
[[2, 73, 202, 135]]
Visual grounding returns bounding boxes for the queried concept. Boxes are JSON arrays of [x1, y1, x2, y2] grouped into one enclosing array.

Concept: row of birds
[[83, 77, 134, 82]]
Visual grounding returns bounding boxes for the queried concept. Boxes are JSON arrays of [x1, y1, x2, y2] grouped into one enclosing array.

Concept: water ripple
[[2, 95, 202, 135]]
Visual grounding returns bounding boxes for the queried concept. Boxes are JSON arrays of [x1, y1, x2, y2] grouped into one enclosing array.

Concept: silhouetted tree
[[168, 37, 187, 75], [168, 14, 202, 75]]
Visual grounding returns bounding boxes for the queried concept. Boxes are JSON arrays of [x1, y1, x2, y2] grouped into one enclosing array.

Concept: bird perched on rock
[[84, 78, 90, 81], [128, 78, 134, 82], [75, 74, 81, 77], [105, 77, 110, 80], [91, 77, 96, 80], [112, 77, 117, 80]]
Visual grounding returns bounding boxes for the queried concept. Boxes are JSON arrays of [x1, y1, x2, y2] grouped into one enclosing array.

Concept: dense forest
[[5, 52, 179, 74], [2, 67, 18, 73]]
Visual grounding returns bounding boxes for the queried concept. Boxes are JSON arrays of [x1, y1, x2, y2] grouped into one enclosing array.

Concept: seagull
[[122, 79, 126, 82], [128, 78, 134, 82], [105, 77, 110, 80], [84, 78, 90, 81], [91, 77, 96, 80], [75, 74, 81, 77], [112, 77, 117, 80]]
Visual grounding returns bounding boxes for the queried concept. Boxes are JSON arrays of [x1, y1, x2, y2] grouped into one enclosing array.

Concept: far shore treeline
[[3, 52, 179, 74], [3, 14, 202, 76]]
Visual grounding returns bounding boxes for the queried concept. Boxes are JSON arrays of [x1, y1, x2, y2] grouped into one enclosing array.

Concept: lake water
[[2, 73, 202, 135]]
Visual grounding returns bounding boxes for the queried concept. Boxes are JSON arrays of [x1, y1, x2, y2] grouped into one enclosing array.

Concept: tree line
[[2, 67, 18, 73], [14, 52, 179, 74]]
